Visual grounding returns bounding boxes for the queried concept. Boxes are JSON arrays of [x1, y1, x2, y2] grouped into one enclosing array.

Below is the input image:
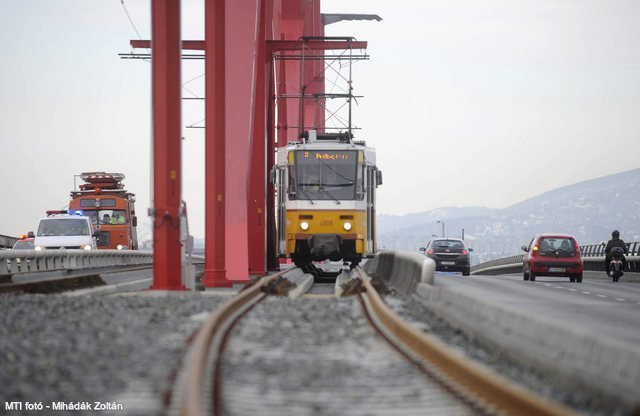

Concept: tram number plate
[[319, 220, 333, 226], [549, 267, 566, 272], [441, 261, 455, 265]]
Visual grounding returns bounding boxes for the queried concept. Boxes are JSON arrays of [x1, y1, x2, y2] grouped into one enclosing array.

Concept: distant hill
[[377, 168, 640, 264]]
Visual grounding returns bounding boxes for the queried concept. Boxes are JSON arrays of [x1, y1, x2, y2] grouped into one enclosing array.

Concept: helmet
[[612, 230, 620, 238]]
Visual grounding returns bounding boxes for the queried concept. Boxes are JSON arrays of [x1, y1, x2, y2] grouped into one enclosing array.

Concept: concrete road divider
[[363, 251, 436, 295], [415, 282, 640, 409]]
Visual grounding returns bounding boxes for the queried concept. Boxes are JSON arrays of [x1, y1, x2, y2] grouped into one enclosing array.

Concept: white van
[[34, 211, 96, 250]]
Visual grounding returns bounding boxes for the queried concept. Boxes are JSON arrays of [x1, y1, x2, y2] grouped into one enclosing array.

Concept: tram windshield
[[290, 150, 362, 201]]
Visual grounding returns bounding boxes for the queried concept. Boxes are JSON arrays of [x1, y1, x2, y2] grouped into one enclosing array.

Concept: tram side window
[[288, 165, 297, 199], [356, 165, 364, 200]]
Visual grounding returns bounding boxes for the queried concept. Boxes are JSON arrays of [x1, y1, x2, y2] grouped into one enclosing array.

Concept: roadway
[[433, 271, 640, 345], [3, 267, 155, 295], [9, 266, 153, 284]]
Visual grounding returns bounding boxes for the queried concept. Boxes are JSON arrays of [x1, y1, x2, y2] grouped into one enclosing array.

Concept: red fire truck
[[68, 172, 138, 250]]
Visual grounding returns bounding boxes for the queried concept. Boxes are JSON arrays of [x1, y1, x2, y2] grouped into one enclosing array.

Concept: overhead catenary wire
[[120, 0, 143, 41], [119, 0, 150, 57], [273, 40, 365, 135], [119, 1, 207, 130]]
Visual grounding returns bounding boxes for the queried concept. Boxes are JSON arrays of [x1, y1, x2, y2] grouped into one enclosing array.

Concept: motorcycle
[[608, 246, 625, 282]]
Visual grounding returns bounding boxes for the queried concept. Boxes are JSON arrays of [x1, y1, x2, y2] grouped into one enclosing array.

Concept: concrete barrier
[[415, 282, 640, 408], [363, 250, 435, 295]]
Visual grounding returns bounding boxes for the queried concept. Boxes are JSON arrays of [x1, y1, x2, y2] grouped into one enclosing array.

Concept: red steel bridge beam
[[134, 33, 365, 278], [131, 40, 205, 50], [135, 1, 367, 280], [130, 39, 366, 54], [247, 0, 270, 275], [150, 0, 185, 290], [225, 0, 266, 281], [279, 0, 304, 145], [301, 0, 324, 135], [201, 0, 233, 287]]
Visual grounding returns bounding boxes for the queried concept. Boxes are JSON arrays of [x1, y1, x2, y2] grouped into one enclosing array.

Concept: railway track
[[170, 267, 575, 416]]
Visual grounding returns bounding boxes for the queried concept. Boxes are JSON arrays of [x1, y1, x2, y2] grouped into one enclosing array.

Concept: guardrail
[[472, 241, 640, 275], [0, 250, 155, 281], [0, 234, 18, 250], [579, 241, 640, 257]]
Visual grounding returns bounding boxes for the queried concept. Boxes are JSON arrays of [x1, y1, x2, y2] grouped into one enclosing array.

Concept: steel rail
[[179, 269, 291, 416], [354, 267, 575, 416]]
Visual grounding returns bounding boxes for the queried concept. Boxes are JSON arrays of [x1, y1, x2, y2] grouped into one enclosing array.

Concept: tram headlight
[[300, 221, 310, 231], [343, 222, 352, 231], [83, 245, 92, 250]]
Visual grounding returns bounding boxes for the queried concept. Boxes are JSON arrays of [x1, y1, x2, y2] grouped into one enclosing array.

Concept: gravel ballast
[[1, 279, 634, 416], [222, 296, 477, 416], [0, 293, 227, 416]]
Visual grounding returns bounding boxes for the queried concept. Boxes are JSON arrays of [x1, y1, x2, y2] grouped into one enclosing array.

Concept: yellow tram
[[272, 131, 382, 269]]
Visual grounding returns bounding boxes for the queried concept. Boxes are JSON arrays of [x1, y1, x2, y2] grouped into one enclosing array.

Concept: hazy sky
[[1, 0, 639, 239]]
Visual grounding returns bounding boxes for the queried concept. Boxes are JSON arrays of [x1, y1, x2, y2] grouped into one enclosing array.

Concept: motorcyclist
[[604, 230, 628, 276]]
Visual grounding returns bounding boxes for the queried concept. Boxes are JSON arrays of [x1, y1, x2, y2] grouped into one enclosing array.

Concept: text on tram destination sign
[[303, 151, 351, 160]]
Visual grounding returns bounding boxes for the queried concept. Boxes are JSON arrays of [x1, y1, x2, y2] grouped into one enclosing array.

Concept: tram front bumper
[[308, 234, 343, 260]]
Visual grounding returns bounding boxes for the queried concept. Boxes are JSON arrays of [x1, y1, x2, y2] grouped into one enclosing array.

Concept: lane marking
[[509, 277, 633, 304]]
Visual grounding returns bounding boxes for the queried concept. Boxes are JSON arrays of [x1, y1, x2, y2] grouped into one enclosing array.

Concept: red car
[[521, 233, 583, 282]]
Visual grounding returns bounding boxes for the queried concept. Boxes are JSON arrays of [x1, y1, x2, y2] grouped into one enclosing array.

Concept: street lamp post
[[437, 220, 445, 238]]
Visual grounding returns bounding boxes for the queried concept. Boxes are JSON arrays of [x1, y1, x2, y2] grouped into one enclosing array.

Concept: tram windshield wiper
[[323, 182, 353, 187], [298, 183, 341, 204], [320, 186, 341, 205], [296, 184, 316, 204]]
